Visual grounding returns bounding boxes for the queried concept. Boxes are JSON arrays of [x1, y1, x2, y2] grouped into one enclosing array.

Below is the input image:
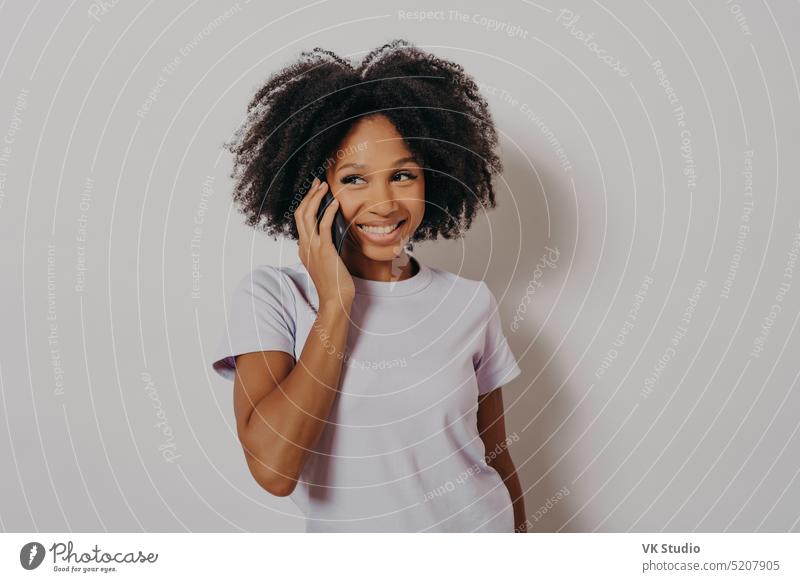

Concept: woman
[[212, 40, 526, 532]]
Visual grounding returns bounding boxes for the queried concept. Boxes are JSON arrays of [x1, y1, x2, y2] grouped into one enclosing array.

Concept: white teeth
[[358, 222, 400, 234]]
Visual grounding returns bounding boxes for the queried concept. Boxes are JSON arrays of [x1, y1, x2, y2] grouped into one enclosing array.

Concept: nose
[[367, 172, 400, 216]]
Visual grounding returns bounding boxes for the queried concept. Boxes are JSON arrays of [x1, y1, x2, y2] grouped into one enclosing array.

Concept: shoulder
[[230, 263, 305, 314], [233, 263, 286, 293], [427, 265, 493, 309], [234, 262, 305, 290]]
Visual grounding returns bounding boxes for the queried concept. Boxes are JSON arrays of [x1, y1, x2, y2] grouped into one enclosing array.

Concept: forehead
[[334, 115, 412, 165]]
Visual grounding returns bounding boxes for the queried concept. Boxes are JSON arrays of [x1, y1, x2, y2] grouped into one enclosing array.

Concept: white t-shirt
[[211, 256, 522, 532]]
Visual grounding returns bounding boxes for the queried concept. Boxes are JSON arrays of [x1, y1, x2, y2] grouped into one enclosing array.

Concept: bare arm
[[477, 387, 528, 532], [234, 298, 351, 497], [234, 176, 355, 497]]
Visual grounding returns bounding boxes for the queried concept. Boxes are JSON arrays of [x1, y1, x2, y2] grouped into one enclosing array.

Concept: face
[[325, 114, 425, 264]]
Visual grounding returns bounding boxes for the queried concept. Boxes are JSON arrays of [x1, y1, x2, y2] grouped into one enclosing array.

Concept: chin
[[361, 245, 406, 261], [346, 236, 406, 261]]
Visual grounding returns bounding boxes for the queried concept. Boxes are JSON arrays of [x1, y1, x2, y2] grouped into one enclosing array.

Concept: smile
[[356, 220, 405, 234], [355, 219, 407, 245]]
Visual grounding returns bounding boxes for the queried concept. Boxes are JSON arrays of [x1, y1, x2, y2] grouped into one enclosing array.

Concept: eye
[[340, 174, 366, 185], [392, 170, 417, 182]]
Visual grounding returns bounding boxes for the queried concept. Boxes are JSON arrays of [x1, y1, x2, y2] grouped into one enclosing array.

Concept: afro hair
[[223, 39, 503, 243]]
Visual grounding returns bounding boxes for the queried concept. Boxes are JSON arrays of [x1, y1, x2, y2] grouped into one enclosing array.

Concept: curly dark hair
[[223, 39, 503, 243]]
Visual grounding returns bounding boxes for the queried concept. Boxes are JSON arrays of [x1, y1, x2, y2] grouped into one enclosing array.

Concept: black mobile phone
[[316, 185, 348, 255]]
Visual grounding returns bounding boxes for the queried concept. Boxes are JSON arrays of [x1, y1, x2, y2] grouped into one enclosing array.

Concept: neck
[[343, 248, 418, 282]]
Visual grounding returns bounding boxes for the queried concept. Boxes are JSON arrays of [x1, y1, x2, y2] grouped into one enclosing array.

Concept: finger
[[303, 180, 329, 242], [297, 177, 323, 230], [317, 195, 340, 248], [295, 177, 321, 242]]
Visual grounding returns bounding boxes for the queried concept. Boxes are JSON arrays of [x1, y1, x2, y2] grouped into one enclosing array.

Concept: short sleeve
[[211, 266, 297, 382], [474, 282, 522, 395]]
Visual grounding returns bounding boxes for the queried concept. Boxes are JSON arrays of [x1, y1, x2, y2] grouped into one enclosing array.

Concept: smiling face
[[325, 114, 425, 273]]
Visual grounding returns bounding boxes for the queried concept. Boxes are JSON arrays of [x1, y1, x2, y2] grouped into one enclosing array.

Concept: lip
[[355, 219, 406, 245], [357, 219, 405, 227]]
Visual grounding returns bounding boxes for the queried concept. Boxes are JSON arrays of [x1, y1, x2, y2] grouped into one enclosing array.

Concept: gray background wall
[[1, 0, 798, 532]]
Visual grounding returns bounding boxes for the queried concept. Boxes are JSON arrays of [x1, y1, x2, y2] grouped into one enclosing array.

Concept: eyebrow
[[336, 156, 418, 172]]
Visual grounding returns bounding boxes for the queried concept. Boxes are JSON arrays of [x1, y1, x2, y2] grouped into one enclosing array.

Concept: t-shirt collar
[[351, 255, 432, 297]]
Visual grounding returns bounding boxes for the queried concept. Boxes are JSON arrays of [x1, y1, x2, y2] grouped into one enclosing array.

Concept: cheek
[[326, 181, 349, 212], [409, 197, 425, 217], [410, 183, 425, 216], [335, 197, 359, 226]]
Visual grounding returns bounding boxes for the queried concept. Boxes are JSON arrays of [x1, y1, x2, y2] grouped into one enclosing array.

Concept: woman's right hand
[[294, 177, 356, 308]]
